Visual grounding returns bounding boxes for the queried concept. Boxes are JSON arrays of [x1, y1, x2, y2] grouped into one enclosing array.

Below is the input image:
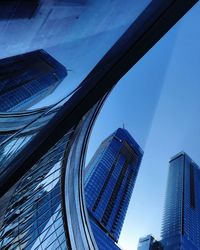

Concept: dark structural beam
[[0, 0, 198, 197]]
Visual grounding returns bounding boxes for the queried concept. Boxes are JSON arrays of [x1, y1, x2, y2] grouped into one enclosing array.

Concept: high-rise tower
[[137, 235, 163, 250], [0, 49, 67, 112], [84, 128, 143, 248], [161, 152, 200, 249], [0, 1, 196, 249]]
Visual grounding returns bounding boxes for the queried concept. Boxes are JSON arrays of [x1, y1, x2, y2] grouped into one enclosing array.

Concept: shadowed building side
[[0, 0, 40, 20]]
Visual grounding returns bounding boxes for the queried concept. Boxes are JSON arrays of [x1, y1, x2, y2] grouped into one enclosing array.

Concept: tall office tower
[[85, 128, 143, 249], [161, 152, 200, 249], [137, 235, 163, 250], [0, 49, 67, 112], [0, 2, 196, 250]]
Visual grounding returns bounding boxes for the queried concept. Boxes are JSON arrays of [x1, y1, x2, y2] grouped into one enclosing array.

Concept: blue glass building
[[137, 235, 163, 250], [0, 49, 67, 112], [161, 152, 200, 250], [0, 134, 70, 250], [0, 1, 196, 250], [84, 128, 143, 249]]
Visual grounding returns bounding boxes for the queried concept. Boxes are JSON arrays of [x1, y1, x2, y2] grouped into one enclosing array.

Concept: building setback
[[0, 49, 67, 112], [161, 152, 200, 250], [84, 128, 143, 249]]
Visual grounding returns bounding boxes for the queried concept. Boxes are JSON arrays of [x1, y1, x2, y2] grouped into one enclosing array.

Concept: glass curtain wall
[[0, 1, 198, 250]]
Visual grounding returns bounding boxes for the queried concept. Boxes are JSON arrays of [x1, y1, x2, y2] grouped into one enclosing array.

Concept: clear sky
[[86, 2, 200, 250]]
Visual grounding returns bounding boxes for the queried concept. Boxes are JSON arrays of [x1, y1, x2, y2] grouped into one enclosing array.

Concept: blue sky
[[86, 2, 200, 250]]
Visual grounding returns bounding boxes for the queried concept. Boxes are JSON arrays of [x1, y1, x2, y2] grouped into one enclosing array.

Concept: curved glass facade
[[0, 132, 72, 250], [0, 0, 151, 104], [0, 1, 197, 250]]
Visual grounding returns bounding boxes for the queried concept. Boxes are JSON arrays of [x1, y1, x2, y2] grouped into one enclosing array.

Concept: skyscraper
[[161, 152, 200, 249], [137, 235, 163, 250], [0, 1, 196, 250], [0, 49, 67, 112], [84, 128, 143, 249]]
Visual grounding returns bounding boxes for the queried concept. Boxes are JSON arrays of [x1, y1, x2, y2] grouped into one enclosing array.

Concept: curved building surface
[[0, 1, 197, 250]]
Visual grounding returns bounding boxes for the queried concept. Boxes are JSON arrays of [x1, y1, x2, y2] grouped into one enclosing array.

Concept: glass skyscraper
[[161, 152, 200, 250], [0, 49, 67, 112], [137, 235, 163, 250], [85, 128, 143, 249], [0, 1, 196, 250]]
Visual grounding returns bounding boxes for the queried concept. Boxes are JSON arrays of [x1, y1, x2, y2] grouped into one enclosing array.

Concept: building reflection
[[0, 133, 71, 250], [0, 1, 197, 250], [0, 49, 67, 112]]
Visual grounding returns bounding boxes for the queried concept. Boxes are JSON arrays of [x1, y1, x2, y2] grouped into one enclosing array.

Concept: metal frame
[[0, 0, 197, 197], [0, 1, 198, 249]]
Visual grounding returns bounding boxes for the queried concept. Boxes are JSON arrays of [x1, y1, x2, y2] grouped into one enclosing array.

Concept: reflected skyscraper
[[0, 1, 196, 249], [0, 134, 70, 250], [0, 49, 67, 112], [85, 128, 143, 249], [137, 235, 163, 250], [161, 152, 200, 249]]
